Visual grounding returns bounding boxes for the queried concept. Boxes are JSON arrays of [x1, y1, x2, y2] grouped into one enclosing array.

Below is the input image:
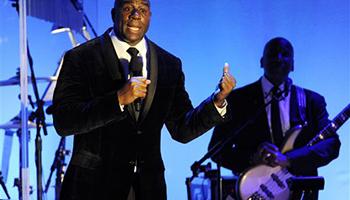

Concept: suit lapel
[[138, 40, 158, 124], [100, 28, 128, 81]]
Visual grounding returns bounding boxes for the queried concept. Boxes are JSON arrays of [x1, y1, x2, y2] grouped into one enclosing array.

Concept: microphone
[[130, 58, 143, 112]]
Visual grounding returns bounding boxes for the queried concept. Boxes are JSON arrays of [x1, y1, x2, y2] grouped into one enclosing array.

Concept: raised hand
[[214, 63, 236, 107], [117, 76, 151, 105]]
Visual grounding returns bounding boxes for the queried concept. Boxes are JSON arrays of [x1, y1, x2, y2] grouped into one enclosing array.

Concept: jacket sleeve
[[52, 50, 127, 136], [164, 59, 228, 144]]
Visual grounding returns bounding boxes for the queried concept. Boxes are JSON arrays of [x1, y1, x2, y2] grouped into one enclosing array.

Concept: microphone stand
[[28, 44, 47, 200], [189, 87, 289, 199], [44, 137, 69, 200], [11, 2, 48, 199], [0, 171, 11, 199]]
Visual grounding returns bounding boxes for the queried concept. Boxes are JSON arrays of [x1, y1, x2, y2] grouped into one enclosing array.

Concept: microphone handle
[[135, 98, 142, 111], [131, 69, 143, 112]]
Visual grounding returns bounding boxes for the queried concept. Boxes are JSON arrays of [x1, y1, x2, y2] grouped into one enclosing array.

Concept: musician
[[208, 37, 340, 199]]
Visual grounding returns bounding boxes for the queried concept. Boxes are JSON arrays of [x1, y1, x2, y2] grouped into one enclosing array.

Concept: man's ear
[[260, 57, 264, 68], [111, 8, 116, 23], [290, 59, 294, 71]]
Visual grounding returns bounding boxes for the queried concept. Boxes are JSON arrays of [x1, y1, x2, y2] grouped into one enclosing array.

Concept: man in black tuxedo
[[208, 37, 340, 199], [52, 0, 236, 199]]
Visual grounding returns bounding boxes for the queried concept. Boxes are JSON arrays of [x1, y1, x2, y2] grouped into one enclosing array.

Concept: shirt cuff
[[214, 99, 227, 117], [119, 104, 125, 112]]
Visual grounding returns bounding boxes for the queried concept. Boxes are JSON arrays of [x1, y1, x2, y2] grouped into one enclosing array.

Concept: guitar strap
[[295, 85, 307, 125]]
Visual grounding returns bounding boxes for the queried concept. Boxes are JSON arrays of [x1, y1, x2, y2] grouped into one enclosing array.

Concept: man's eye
[[139, 8, 149, 14], [123, 6, 132, 12]]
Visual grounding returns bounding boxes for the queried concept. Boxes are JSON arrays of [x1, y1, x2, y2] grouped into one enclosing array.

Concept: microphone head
[[46, 105, 54, 114]]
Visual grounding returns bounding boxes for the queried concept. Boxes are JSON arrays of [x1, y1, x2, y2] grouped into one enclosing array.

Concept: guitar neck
[[308, 103, 350, 146]]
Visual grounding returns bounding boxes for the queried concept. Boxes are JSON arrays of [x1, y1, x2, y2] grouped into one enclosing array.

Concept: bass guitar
[[238, 103, 350, 200]]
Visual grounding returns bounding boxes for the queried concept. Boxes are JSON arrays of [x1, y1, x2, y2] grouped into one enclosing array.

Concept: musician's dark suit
[[209, 80, 340, 196], [52, 30, 227, 200]]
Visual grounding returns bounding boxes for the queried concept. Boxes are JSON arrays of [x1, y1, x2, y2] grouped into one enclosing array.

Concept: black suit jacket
[[209, 80, 340, 176], [52, 29, 226, 200]]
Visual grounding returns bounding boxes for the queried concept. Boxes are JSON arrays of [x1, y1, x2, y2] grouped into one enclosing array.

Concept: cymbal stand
[[44, 137, 69, 200]]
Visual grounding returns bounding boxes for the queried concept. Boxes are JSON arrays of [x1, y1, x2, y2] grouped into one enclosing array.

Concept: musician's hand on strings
[[256, 142, 290, 168]]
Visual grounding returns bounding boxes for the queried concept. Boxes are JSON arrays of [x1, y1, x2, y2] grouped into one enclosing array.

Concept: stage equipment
[[186, 164, 237, 200], [0, 75, 56, 87]]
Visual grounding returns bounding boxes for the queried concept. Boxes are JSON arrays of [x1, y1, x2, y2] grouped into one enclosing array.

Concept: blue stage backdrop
[[0, 0, 349, 199]]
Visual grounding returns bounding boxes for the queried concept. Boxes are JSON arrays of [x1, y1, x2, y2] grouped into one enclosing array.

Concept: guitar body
[[238, 165, 292, 200], [237, 103, 350, 199], [280, 125, 303, 154], [237, 126, 303, 200]]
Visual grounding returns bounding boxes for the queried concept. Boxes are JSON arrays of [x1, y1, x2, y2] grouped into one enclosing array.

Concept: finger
[[132, 79, 151, 88], [258, 143, 273, 156], [223, 75, 235, 89], [222, 73, 236, 90], [264, 152, 277, 165], [221, 74, 234, 86], [134, 84, 147, 92], [263, 152, 273, 163], [130, 77, 143, 86], [258, 142, 271, 150], [133, 88, 147, 98], [265, 143, 279, 152], [131, 76, 149, 83], [220, 80, 233, 94], [223, 62, 229, 75], [263, 146, 277, 154], [138, 82, 151, 89], [137, 79, 151, 87], [136, 90, 147, 98], [262, 142, 278, 150], [136, 77, 151, 85], [135, 84, 149, 94], [144, 79, 151, 85]]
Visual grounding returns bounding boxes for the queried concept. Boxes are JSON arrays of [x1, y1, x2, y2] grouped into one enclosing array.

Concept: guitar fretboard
[[308, 103, 350, 146]]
